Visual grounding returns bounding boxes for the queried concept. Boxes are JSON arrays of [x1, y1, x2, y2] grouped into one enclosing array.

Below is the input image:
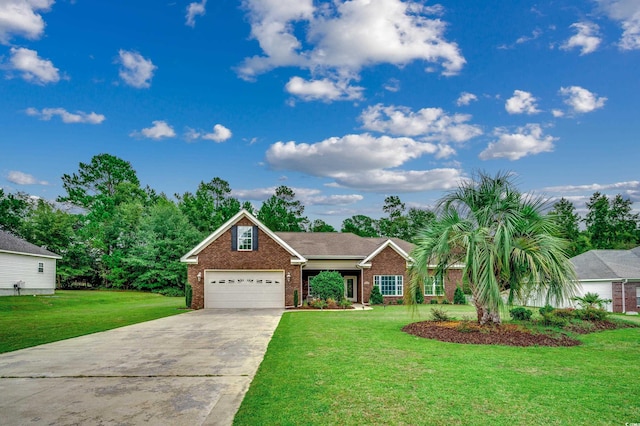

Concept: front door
[[344, 276, 357, 302]]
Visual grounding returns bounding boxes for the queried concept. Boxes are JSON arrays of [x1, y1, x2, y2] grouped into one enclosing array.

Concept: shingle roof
[[571, 248, 640, 280], [275, 232, 414, 258], [0, 230, 61, 258]]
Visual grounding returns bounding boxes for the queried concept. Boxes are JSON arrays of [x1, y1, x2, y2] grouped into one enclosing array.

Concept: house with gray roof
[[181, 209, 462, 309], [570, 248, 640, 313], [0, 230, 62, 296]]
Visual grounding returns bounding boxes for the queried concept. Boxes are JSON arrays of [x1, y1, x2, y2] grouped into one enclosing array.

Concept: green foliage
[[257, 186, 308, 232], [572, 292, 611, 310], [539, 311, 568, 327], [574, 307, 608, 321], [429, 307, 451, 322], [185, 283, 192, 308], [154, 287, 184, 297], [369, 285, 383, 305], [308, 219, 336, 232], [309, 271, 344, 301], [414, 283, 424, 304], [549, 198, 590, 256], [0, 189, 30, 234], [539, 304, 554, 316], [407, 171, 578, 325], [310, 298, 328, 309], [509, 307, 533, 321], [339, 298, 352, 309], [429, 299, 439, 304], [341, 214, 380, 237], [441, 298, 450, 304], [293, 289, 299, 307], [175, 177, 241, 234], [396, 299, 404, 305], [552, 308, 576, 319], [453, 287, 466, 304], [585, 192, 640, 249]]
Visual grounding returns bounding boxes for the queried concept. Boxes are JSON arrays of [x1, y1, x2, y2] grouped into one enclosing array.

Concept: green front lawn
[[235, 305, 640, 425], [0, 290, 185, 353]]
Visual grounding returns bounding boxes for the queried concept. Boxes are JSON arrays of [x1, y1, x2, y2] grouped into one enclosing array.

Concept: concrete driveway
[[0, 308, 283, 426]]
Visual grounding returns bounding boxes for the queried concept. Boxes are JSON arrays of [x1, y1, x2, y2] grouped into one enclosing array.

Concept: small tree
[[310, 271, 344, 301], [370, 285, 383, 305], [453, 287, 466, 305], [572, 292, 611, 310]]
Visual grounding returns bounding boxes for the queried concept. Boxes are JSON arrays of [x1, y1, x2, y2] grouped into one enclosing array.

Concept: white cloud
[[8, 47, 59, 84], [304, 193, 364, 205], [7, 170, 48, 185], [185, 0, 206, 27], [238, 0, 465, 82], [505, 90, 540, 115], [359, 104, 482, 144], [596, 0, 640, 50], [543, 180, 640, 193], [117, 50, 156, 88], [383, 78, 400, 92], [479, 124, 556, 161], [285, 76, 363, 102], [456, 92, 477, 106], [186, 124, 232, 142], [130, 120, 176, 140], [551, 109, 565, 118], [516, 28, 542, 44], [0, 0, 54, 44], [559, 86, 607, 114], [561, 22, 601, 55], [233, 186, 364, 206], [26, 107, 105, 124], [329, 168, 465, 192]]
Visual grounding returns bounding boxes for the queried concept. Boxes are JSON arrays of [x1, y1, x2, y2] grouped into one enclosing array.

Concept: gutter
[[622, 279, 627, 314]]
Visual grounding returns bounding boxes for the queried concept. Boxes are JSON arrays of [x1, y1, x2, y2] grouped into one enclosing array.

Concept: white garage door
[[204, 270, 285, 308]]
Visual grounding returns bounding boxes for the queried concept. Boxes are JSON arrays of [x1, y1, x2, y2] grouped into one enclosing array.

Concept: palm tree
[[408, 171, 578, 325]]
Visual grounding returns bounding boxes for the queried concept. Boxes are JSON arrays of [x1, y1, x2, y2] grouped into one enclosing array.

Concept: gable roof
[[571, 248, 640, 281], [275, 232, 414, 259], [0, 230, 61, 259], [180, 209, 307, 264]]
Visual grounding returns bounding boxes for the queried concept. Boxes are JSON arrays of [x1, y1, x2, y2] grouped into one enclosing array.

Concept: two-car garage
[[204, 270, 285, 309]]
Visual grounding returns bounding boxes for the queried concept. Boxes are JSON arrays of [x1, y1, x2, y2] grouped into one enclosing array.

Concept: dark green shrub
[[185, 283, 192, 308], [293, 289, 299, 307], [396, 298, 404, 305], [553, 308, 576, 319], [415, 285, 424, 304], [370, 285, 383, 305], [441, 298, 451, 305], [509, 307, 533, 321], [429, 299, 439, 304], [310, 271, 344, 301], [453, 287, 466, 305], [154, 287, 185, 297], [539, 304, 554, 316], [539, 312, 567, 327], [339, 298, 352, 309], [430, 307, 451, 322], [575, 307, 608, 321], [310, 298, 328, 309], [573, 292, 612, 310]]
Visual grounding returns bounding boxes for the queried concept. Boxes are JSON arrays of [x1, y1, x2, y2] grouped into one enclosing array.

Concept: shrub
[[396, 299, 404, 305], [185, 283, 192, 308], [293, 289, 299, 307], [441, 298, 451, 305], [573, 292, 611, 310], [430, 307, 451, 322], [326, 297, 338, 309], [339, 298, 352, 309], [414, 285, 424, 304], [429, 299, 439, 304], [154, 287, 185, 297], [539, 304, 554, 316], [453, 287, 466, 305], [539, 312, 567, 327], [575, 307, 608, 321], [509, 307, 533, 321], [369, 285, 383, 305], [310, 298, 328, 309], [553, 308, 576, 319], [310, 271, 345, 301]]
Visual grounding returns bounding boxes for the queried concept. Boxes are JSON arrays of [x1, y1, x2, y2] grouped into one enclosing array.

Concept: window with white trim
[[374, 275, 403, 296], [38, 262, 44, 273], [424, 276, 444, 296], [237, 226, 253, 251]]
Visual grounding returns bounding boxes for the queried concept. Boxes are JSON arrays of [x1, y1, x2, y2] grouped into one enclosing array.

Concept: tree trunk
[[480, 309, 501, 325]]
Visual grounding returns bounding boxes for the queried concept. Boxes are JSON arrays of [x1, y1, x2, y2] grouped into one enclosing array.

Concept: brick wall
[[613, 281, 640, 313], [363, 246, 408, 303], [187, 217, 300, 309]]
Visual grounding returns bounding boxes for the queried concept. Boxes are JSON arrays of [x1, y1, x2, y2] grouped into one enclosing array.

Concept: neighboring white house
[[0, 230, 62, 296]]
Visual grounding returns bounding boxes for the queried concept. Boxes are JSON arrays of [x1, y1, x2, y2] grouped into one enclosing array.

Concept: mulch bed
[[402, 321, 582, 347]]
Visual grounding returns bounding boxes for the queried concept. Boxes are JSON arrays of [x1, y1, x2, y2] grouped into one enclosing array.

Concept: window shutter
[[231, 226, 237, 251], [252, 226, 259, 250]]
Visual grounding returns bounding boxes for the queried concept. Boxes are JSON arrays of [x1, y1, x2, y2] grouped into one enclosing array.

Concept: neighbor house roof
[[0, 230, 61, 259], [571, 248, 640, 281]]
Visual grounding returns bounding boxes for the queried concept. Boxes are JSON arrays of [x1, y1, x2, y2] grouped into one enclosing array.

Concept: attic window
[[38, 262, 44, 273], [238, 226, 253, 251]]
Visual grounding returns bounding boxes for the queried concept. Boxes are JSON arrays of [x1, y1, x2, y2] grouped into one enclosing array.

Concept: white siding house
[[0, 230, 61, 296]]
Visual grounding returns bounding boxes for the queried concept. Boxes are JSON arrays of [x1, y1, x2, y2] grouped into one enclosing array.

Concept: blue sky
[[1, 0, 639, 227]]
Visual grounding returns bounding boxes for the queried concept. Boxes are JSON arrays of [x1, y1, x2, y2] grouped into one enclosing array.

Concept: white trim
[[0, 249, 61, 260], [374, 274, 404, 297], [358, 239, 413, 267], [180, 209, 307, 264]]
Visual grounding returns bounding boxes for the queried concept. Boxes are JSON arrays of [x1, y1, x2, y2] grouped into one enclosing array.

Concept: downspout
[[622, 279, 627, 314]]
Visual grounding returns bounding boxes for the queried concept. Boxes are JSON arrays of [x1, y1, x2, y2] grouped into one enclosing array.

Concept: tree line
[[1, 153, 639, 294]]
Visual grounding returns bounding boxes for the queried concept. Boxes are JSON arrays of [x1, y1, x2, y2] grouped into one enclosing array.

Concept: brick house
[[181, 209, 462, 309]]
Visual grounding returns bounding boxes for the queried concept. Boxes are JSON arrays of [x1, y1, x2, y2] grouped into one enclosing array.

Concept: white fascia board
[[0, 249, 62, 260], [180, 209, 307, 264], [358, 239, 414, 267]]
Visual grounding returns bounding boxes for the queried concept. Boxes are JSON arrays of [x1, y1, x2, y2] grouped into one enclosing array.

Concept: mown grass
[[235, 305, 640, 426], [0, 290, 185, 353]]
